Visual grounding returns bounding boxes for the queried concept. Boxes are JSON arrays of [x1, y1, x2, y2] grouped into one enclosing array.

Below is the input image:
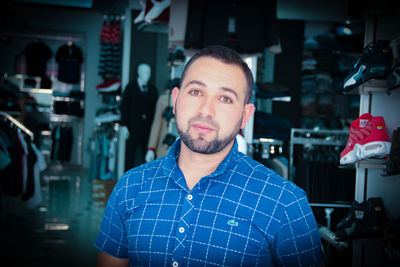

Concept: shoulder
[[233, 153, 307, 206]]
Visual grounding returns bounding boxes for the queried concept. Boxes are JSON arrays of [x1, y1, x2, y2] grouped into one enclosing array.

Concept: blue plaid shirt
[[95, 139, 325, 266]]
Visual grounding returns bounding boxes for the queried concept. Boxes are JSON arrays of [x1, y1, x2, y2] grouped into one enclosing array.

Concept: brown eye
[[190, 89, 201, 96], [221, 96, 232, 103]]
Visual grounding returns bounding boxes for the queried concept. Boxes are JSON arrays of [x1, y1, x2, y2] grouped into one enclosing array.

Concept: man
[[95, 45, 325, 266]]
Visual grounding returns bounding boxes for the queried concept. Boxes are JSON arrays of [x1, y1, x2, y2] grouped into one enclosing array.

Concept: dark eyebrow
[[220, 87, 239, 101], [184, 80, 206, 89]]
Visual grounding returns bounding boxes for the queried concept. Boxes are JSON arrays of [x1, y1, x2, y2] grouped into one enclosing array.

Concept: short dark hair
[[180, 45, 254, 104]]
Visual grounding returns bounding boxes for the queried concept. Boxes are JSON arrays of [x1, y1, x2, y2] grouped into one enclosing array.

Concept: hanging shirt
[[56, 43, 83, 84], [23, 41, 52, 77], [17, 132, 28, 194], [95, 139, 325, 266]]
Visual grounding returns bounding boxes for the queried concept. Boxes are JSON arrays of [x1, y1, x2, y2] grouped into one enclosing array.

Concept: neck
[[178, 140, 234, 191]]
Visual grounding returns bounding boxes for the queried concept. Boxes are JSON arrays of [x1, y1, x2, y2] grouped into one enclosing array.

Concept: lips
[[191, 123, 214, 134]]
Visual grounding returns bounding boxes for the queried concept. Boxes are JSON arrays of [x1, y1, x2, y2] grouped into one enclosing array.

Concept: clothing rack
[[289, 128, 348, 182], [289, 128, 352, 231], [0, 111, 33, 140]]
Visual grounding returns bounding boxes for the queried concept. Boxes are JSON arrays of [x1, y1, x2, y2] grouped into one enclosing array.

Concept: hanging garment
[[17, 132, 28, 194], [51, 125, 73, 162], [0, 149, 11, 170], [0, 126, 18, 195], [23, 41, 52, 77], [22, 141, 38, 201], [108, 137, 116, 175], [294, 147, 355, 203], [184, 0, 280, 55], [98, 19, 122, 79], [55, 43, 84, 84]]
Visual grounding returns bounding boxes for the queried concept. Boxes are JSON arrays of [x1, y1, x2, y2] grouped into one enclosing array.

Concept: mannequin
[[120, 63, 158, 170]]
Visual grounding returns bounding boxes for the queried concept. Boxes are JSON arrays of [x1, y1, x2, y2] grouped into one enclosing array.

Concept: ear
[[240, 103, 255, 129], [172, 87, 180, 115]]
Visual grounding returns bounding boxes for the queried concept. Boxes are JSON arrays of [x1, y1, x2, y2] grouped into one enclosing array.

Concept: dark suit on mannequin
[[120, 63, 158, 170]]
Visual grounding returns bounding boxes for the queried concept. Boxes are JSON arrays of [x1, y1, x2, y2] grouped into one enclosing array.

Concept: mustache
[[188, 116, 219, 130]]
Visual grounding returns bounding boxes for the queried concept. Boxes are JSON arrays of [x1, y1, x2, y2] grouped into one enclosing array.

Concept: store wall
[[2, 2, 126, 168]]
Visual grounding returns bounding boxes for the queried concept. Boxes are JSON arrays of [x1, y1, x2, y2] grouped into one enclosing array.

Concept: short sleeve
[[94, 178, 129, 258], [76, 45, 83, 63], [273, 189, 325, 266]]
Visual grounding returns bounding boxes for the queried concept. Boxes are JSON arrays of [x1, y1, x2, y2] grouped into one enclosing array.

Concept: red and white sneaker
[[340, 113, 391, 165], [96, 79, 121, 92]]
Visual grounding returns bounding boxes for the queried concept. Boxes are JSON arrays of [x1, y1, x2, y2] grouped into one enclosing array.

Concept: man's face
[[172, 56, 254, 154]]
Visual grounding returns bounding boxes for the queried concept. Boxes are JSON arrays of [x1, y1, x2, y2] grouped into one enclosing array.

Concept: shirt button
[[187, 194, 193, 200], [172, 261, 179, 267], [179, 227, 185, 233]]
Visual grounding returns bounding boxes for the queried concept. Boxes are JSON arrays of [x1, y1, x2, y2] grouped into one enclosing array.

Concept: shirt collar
[[162, 138, 239, 179]]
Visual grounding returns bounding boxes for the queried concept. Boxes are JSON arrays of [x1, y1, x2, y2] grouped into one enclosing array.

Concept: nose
[[197, 96, 215, 118]]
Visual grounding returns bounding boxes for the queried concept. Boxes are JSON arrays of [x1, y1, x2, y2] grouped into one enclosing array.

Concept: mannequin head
[[137, 63, 151, 85]]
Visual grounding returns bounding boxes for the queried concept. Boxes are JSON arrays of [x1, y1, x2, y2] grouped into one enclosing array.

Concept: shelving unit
[[344, 79, 389, 95], [349, 16, 400, 267], [2, 32, 87, 166]]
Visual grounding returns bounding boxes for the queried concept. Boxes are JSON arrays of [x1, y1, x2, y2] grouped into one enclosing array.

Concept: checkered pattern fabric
[[95, 139, 325, 266]]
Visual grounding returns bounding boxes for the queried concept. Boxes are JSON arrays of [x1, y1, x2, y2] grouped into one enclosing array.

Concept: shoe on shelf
[[336, 197, 386, 239], [340, 113, 391, 165], [336, 200, 365, 239], [343, 40, 392, 91], [387, 63, 400, 90], [96, 78, 121, 92]]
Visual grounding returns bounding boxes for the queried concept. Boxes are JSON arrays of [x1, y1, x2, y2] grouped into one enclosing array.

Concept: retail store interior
[[1, 0, 400, 266]]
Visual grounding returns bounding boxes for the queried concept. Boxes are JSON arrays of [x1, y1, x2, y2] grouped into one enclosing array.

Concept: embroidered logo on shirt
[[227, 220, 238, 226]]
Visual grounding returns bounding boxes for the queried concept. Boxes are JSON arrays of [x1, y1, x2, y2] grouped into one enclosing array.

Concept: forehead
[[183, 56, 247, 88]]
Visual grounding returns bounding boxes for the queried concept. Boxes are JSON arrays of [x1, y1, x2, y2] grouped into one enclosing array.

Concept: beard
[[176, 114, 242, 154]]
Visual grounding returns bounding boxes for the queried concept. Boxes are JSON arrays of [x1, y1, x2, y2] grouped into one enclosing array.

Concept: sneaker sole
[[340, 141, 391, 165]]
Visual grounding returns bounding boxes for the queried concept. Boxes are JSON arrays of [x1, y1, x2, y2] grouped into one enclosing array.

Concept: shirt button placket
[[171, 192, 196, 264]]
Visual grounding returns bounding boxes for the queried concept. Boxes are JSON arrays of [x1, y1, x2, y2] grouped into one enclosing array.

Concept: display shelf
[[21, 88, 53, 94], [53, 96, 84, 102], [50, 113, 82, 122], [344, 79, 388, 95], [356, 158, 386, 169], [310, 201, 351, 208], [252, 138, 284, 145]]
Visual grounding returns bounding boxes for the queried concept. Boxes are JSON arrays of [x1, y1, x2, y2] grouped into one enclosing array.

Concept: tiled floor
[[1, 163, 104, 266]]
